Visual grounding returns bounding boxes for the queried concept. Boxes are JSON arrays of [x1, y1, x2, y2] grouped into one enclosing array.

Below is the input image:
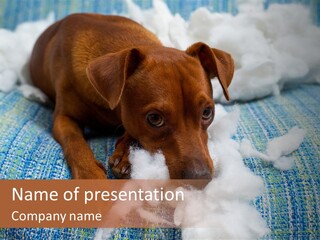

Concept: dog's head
[[86, 42, 234, 179]]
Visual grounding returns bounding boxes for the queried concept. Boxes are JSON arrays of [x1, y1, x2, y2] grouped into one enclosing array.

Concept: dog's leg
[[109, 133, 137, 179], [53, 115, 107, 179]]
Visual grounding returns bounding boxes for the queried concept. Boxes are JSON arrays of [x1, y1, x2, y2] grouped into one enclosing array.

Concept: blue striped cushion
[[230, 85, 320, 239], [1, 0, 319, 30], [1, 84, 319, 239]]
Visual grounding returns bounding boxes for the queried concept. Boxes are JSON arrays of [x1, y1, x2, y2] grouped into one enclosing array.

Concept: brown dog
[[29, 13, 234, 179]]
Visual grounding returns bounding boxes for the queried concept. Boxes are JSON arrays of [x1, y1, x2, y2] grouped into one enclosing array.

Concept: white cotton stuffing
[[128, 148, 169, 179], [240, 127, 306, 170], [117, 106, 304, 240], [125, 0, 320, 102], [0, 0, 319, 102], [94, 228, 114, 240], [0, 13, 54, 101], [96, 103, 306, 240], [173, 107, 270, 239]]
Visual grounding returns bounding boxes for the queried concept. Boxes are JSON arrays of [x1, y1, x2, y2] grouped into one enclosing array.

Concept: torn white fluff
[[115, 107, 305, 240], [240, 127, 306, 170], [0, 1, 319, 102], [129, 148, 169, 179], [96, 106, 306, 240], [95, 106, 276, 240], [173, 107, 270, 239], [0, 13, 54, 101], [125, 0, 320, 102], [94, 228, 114, 240], [17, 84, 49, 103]]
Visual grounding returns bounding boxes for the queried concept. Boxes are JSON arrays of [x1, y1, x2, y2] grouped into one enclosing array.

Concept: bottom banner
[[0, 179, 208, 228]]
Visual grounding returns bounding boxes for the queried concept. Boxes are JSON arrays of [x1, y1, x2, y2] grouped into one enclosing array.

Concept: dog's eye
[[146, 112, 165, 128], [202, 107, 214, 121]]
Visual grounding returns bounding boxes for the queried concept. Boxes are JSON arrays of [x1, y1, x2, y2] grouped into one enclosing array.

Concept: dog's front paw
[[109, 151, 131, 179], [109, 134, 136, 179]]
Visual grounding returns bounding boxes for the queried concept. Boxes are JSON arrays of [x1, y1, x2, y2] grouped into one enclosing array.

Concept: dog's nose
[[182, 158, 213, 179]]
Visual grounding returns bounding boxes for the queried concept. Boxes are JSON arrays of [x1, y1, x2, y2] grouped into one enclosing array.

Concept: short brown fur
[[30, 13, 234, 179]]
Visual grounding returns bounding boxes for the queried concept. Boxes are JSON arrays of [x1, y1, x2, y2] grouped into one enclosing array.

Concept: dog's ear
[[86, 48, 143, 110], [186, 42, 234, 101]]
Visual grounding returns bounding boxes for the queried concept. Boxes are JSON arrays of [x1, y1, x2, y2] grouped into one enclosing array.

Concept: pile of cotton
[[125, 0, 320, 102], [94, 105, 305, 239], [0, 14, 54, 90], [0, 0, 319, 102]]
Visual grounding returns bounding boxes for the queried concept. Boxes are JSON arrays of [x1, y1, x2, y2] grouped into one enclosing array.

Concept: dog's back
[[30, 14, 161, 101]]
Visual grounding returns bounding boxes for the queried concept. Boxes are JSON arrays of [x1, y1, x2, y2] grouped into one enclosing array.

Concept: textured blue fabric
[[1, 0, 319, 30], [229, 85, 320, 239], [0, 0, 237, 30], [1, 84, 319, 239]]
